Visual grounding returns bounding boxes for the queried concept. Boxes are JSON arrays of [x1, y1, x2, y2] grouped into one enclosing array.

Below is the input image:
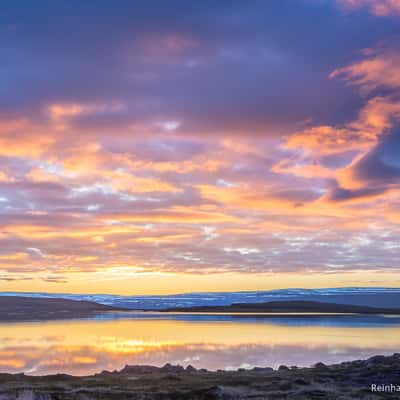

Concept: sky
[[0, 0, 400, 294]]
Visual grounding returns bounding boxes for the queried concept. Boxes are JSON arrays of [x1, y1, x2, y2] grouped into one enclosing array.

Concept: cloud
[[330, 48, 400, 93], [337, 128, 400, 189], [324, 184, 388, 202], [283, 125, 375, 156], [0, 1, 400, 287], [1, 0, 392, 137], [276, 41, 400, 208], [338, 0, 400, 16]]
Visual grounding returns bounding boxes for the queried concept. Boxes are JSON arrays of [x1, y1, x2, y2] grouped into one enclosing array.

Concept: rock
[[206, 385, 256, 399], [161, 363, 185, 373], [185, 364, 197, 373], [365, 355, 386, 368], [293, 378, 309, 385], [252, 366, 273, 372], [119, 364, 159, 374], [162, 374, 182, 381], [1, 353, 399, 399], [300, 389, 329, 399], [98, 370, 112, 376], [15, 391, 52, 400], [278, 380, 292, 390], [314, 362, 328, 369]]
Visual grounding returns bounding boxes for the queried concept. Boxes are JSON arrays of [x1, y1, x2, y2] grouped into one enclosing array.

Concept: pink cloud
[[338, 0, 400, 16]]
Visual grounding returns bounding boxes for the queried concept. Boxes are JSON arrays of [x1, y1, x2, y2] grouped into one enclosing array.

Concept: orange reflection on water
[[0, 316, 399, 375]]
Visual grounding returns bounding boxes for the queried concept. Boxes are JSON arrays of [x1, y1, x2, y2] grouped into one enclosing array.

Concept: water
[[1, 313, 400, 376]]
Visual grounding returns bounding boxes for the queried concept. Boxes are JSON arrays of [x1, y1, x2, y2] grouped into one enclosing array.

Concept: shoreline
[[0, 354, 399, 399]]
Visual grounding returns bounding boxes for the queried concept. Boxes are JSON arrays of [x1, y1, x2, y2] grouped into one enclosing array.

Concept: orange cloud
[[0, 119, 55, 158], [283, 96, 400, 160], [330, 49, 400, 92], [283, 125, 375, 155], [0, 171, 14, 182], [99, 207, 241, 224], [107, 170, 179, 194]]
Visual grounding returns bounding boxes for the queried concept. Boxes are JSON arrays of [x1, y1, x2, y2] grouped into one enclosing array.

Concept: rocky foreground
[[0, 354, 399, 399]]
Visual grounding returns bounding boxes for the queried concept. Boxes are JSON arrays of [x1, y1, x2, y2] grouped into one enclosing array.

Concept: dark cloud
[[352, 128, 400, 184], [1, 0, 398, 134], [326, 185, 387, 202]]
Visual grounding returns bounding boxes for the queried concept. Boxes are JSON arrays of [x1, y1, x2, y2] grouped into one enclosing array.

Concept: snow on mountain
[[1, 287, 400, 309]]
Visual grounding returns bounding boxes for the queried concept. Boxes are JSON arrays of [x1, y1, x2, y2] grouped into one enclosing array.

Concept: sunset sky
[[1, 0, 400, 294]]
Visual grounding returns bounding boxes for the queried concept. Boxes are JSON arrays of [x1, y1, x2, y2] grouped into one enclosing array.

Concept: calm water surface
[[1, 313, 400, 375]]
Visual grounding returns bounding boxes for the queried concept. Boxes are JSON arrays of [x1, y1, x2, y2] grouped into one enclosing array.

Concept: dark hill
[[0, 296, 122, 322], [160, 300, 400, 315]]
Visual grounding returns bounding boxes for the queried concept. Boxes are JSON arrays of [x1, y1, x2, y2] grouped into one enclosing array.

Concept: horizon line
[[1, 286, 400, 298]]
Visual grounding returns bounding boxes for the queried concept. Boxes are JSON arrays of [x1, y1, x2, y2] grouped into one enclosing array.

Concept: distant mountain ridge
[[160, 300, 400, 315], [1, 287, 400, 310]]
